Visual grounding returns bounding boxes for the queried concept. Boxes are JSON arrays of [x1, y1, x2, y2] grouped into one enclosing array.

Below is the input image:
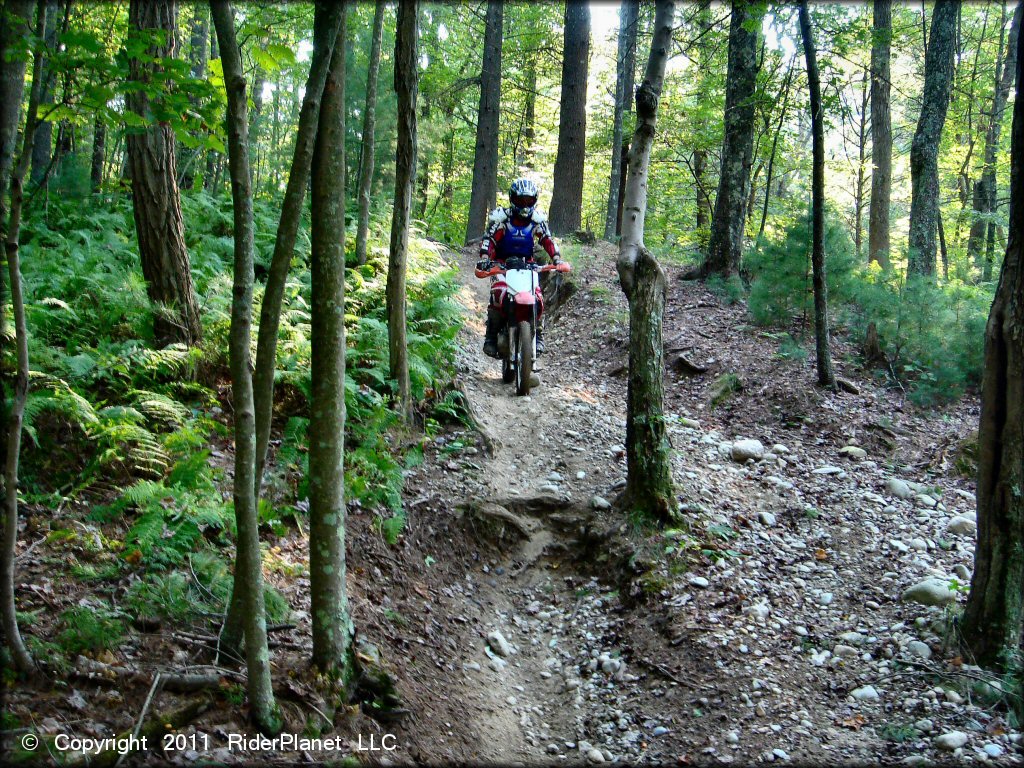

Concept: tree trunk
[[938, 207, 949, 280], [978, 4, 1021, 281], [90, 115, 106, 193], [962, 15, 1024, 669], [29, 0, 58, 189], [355, 0, 385, 266], [695, 148, 710, 245], [759, 59, 794, 239], [615, 2, 639, 236], [387, 0, 417, 422], [1, 0, 48, 676], [868, 0, 892, 269], [415, 99, 430, 220], [703, 0, 759, 278], [907, 0, 960, 278], [0, 0, 34, 238], [605, 0, 639, 241], [309, 7, 354, 676], [221, 0, 345, 656], [518, 58, 536, 170], [799, 1, 836, 389], [126, 0, 203, 347], [464, 0, 502, 244], [180, 5, 209, 190], [204, 25, 219, 190], [549, 1, 590, 235], [615, 0, 676, 525], [854, 69, 869, 256], [209, 0, 280, 735]]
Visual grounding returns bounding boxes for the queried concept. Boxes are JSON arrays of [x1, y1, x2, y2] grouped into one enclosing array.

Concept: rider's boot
[[483, 309, 500, 358], [534, 322, 545, 355]]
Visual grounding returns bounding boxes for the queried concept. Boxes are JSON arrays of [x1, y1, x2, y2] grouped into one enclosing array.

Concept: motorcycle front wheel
[[515, 320, 533, 396]]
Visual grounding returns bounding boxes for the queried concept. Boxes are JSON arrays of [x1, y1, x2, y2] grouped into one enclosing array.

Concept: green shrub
[[841, 271, 992, 404], [57, 606, 126, 655], [745, 214, 993, 405], [746, 212, 858, 327], [705, 274, 745, 306]]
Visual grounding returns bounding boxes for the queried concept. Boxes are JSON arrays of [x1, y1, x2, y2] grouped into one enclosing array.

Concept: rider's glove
[[476, 259, 490, 272]]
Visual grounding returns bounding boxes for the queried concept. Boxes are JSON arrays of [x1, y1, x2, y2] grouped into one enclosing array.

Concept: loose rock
[[731, 439, 765, 463], [487, 630, 513, 657], [934, 731, 968, 751], [901, 578, 956, 607]]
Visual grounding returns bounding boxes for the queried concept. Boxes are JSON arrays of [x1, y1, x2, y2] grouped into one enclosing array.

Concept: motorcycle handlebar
[[475, 261, 572, 278]]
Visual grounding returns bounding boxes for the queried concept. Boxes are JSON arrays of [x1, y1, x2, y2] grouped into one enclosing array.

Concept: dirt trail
[[389, 242, 1020, 767], [428, 249, 651, 764]]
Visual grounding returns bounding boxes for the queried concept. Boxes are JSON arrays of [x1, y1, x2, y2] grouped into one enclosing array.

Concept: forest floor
[[371, 242, 1021, 766], [4, 241, 1022, 766]]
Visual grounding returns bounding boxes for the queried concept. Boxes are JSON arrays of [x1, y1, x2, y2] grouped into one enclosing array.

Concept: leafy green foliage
[[746, 213, 858, 326], [57, 606, 126, 655], [95, 452, 231, 569], [125, 551, 290, 626], [746, 214, 992, 404]]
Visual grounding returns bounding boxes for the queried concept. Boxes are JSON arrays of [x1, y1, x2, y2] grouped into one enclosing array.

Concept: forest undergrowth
[[5, 189, 464, 680]]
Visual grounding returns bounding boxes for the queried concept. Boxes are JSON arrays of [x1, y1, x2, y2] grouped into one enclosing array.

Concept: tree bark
[[209, 0, 280, 735], [907, 0, 960, 278], [703, 0, 759, 278], [0, 0, 35, 240], [126, 0, 203, 347], [962, 13, 1024, 669], [549, 1, 590, 235], [29, 0, 58, 189], [90, 115, 106, 192], [854, 69, 869, 256], [355, 0, 385, 266], [799, 1, 835, 389], [309, 7, 354, 676], [221, 0, 345, 656], [518, 58, 536, 170], [615, 0, 676, 525], [465, 0, 502, 245], [605, 0, 639, 241], [180, 5, 209, 190], [1, 0, 48, 676], [615, 2, 639, 236], [868, 0, 892, 269], [758, 59, 794, 239], [387, 0, 417, 422], [979, 4, 1021, 281], [250, 0, 343, 491]]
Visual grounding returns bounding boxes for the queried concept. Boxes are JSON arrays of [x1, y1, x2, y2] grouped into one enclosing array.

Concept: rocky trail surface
[[387, 243, 1022, 766]]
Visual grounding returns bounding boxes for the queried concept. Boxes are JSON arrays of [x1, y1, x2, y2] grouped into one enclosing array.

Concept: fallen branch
[[71, 656, 239, 692], [666, 350, 709, 375], [114, 674, 161, 768], [57, 696, 213, 768], [633, 655, 719, 691]]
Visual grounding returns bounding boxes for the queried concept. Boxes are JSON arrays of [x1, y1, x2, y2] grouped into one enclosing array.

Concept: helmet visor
[[511, 194, 537, 209]]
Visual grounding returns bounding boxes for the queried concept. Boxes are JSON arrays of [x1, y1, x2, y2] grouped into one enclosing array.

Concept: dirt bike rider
[[478, 178, 561, 358]]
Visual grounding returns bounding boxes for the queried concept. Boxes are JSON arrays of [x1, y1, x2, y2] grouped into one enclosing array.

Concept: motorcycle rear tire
[[515, 320, 533, 396]]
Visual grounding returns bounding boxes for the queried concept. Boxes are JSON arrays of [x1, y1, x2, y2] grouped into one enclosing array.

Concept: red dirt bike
[[475, 256, 571, 396]]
